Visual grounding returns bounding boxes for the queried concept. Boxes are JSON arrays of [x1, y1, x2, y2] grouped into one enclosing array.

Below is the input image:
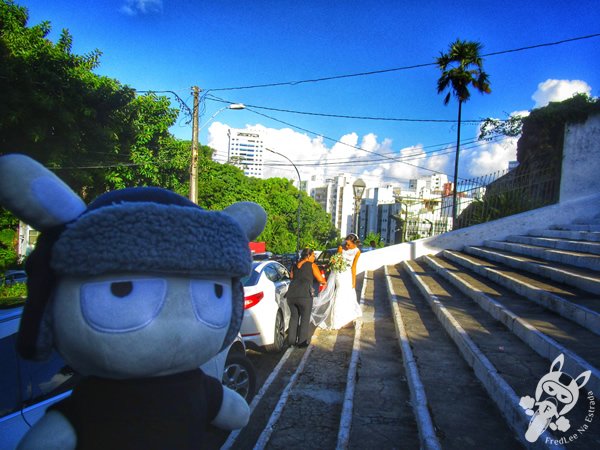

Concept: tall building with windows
[[307, 174, 380, 239], [227, 129, 264, 178]]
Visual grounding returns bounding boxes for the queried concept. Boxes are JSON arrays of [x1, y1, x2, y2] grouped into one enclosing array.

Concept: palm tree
[[436, 39, 491, 228]]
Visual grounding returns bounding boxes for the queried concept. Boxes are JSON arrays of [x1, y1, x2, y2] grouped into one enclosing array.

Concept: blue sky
[[20, 0, 600, 187]]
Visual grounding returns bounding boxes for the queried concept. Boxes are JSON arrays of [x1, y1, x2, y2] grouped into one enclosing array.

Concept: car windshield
[[241, 263, 262, 287]]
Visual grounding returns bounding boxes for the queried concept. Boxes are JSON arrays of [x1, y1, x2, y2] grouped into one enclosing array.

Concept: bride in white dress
[[312, 234, 362, 329]]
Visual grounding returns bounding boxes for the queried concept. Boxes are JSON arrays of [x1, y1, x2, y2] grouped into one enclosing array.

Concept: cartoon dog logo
[[519, 354, 591, 443]]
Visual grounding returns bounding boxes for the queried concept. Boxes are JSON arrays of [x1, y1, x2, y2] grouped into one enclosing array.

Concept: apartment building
[[227, 129, 264, 178]]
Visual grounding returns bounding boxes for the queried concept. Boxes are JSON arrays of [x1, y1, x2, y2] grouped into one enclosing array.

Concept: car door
[[270, 263, 291, 326], [262, 263, 288, 327], [0, 308, 76, 449]]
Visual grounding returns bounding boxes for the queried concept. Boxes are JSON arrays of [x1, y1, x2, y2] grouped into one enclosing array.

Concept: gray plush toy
[[0, 154, 266, 450]]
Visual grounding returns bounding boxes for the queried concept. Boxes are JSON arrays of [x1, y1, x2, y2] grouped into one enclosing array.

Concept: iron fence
[[396, 164, 560, 242]]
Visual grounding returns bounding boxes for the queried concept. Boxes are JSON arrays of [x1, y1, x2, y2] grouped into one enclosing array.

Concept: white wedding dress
[[311, 247, 362, 329]]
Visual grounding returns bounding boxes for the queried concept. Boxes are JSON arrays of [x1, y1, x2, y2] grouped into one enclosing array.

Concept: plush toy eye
[[81, 279, 167, 333], [111, 281, 133, 297], [190, 279, 232, 328]]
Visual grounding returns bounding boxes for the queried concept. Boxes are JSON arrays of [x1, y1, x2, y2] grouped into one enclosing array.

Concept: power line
[[245, 106, 466, 180], [205, 95, 485, 124], [264, 135, 496, 167], [135, 89, 194, 121], [264, 136, 502, 170], [244, 106, 512, 182], [206, 33, 600, 92]]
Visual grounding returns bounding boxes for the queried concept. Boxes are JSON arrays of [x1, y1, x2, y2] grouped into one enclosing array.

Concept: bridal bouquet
[[328, 253, 348, 273]]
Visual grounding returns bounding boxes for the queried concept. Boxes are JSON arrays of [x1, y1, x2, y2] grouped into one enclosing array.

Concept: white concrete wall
[[560, 114, 600, 202]]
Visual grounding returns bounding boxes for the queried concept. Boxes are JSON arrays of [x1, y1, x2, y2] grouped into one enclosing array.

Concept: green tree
[[0, 0, 135, 195], [196, 156, 337, 253], [104, 93, 189, 196], [0, 1, 191, 200], [479, 114, 524, 141], [436, 39, 491, 227], [364, 232, 382, 248], [197, 159, 262, 210], [0, 209, 18, 270]]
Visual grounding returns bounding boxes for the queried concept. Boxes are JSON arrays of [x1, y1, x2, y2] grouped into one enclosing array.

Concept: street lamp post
[[266, 148, 302, 256], [189, 96, 245, 204], [352, 178, 366, 237]]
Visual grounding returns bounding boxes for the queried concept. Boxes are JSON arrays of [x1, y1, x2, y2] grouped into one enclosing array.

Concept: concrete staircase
[[386, 214, 600, 449]]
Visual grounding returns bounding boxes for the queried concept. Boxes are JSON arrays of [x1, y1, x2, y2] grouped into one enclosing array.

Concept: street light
[[189, 96, 245, 204], [265, 148, 301, 256], [352, 178, 366, 236], [199, 104, 246, 132]]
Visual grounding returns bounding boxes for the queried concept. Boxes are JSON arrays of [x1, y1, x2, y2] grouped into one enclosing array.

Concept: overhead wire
[[205, 94, 486, 124], [264, 136, 503, 170], [263, 135, 497, 167], [243, 106, 482, 181], [128, 32, 586, 180], [206, 33, 600, 92]]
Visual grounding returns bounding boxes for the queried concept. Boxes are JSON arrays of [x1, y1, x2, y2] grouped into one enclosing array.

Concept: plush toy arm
[[211, 386, 250, 430], [17, 410, 76, 450]]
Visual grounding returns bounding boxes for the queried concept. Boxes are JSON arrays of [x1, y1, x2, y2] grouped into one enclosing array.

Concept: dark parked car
[[315, 248, 338, 275], [252, 251, 273, 261], [271, 253, 298, 272], [1, 270, 27, 286]]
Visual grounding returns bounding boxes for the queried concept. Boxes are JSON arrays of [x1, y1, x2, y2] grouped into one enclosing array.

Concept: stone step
[[465, 246, 600, 295], [402, 259, 561, 449], [507, 235, 600, 256], [442, 250, 600, 335], [528, 229, 600, 243], [484, 240, 600, 272], [422, 254, 600, 396], [552, 223, 600, 232], [350, 270, 422, 449], [384, 265, 519, 449]]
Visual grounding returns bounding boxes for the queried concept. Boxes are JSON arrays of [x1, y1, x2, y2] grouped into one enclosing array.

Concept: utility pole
[[189, 86, 201, 204]]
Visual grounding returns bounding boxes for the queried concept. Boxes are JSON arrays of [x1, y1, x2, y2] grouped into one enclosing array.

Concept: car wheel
[[222, 353, 256, 402], [265, 310, 286, 353]]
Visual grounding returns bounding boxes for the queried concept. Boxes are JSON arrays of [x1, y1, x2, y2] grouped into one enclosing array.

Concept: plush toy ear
[[223, 202, 267, 241], [0, 154, 86, 230]]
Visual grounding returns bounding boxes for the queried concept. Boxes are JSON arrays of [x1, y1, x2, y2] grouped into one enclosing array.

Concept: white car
[[241, 260, 291, 352], [0, 306, 255, 450]]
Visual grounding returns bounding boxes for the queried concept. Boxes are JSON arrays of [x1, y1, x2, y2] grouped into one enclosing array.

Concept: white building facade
[[307, 171, 461, 245], [361, 173, 454, 245], [227, 128, 264, 178], [307, 173, 367, 239]]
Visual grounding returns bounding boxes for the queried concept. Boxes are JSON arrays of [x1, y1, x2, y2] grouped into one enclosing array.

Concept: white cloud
[[510, 109, 530, 120], [456, 109, 526, 177], [532, 79, 592, 108], [465, 137, 518, 177], [120, 0, 163, 16], [207, 123, 457, 188], [206, 120, 525, 188]]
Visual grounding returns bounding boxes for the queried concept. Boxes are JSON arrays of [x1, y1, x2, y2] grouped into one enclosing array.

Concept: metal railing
[[396, 164, 561, 241]]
